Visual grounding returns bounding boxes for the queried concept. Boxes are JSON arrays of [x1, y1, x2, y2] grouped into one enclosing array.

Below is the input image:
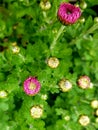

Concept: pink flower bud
[[57, 2, 81, 25], [23, 77, 41, 96]]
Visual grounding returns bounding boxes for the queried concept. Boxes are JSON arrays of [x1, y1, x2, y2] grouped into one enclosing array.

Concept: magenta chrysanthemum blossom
[[57, 2, 81, 25], [23, 77, 41, 96]]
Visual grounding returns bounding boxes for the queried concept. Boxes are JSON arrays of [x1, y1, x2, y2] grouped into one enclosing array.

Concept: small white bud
[[47, 57, 59, 68], [79, 115, 90, 126], [0, 90, 7, 98], [41, 94, 48, 100], [96, 109, 98, 116], [59, 79, 72, 92], [95, 118, 98, 123], [91, 100, 98, 109], [12, 46, 20, 54], [30, 106, 43, 118], [64, 115, 70, 121], [40, 1, 51, 10]]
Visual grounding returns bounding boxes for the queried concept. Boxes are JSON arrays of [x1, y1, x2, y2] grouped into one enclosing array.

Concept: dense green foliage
[[0, 0, 98, 130]]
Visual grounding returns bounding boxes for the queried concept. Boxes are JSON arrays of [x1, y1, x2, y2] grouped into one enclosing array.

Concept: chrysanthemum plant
[[0, 0, 98, 130]]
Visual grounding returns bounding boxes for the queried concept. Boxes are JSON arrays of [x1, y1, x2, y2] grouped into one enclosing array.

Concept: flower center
[[29, 82, 36, 90], [64, 81, 70, 88], [66, 9, 72, 14], [82, 79, 89, 86]]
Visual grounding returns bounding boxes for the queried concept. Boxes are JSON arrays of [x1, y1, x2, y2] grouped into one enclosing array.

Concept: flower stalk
[[50, 25, 65, 51]]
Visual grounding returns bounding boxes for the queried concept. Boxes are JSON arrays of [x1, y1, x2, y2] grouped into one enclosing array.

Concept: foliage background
[[0, 0, 98, 130]]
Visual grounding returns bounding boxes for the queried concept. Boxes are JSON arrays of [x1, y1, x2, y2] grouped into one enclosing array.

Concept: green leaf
[[0, 102, 9, 111], [86, 0, 98, 6], [83, 16, 93, 32]]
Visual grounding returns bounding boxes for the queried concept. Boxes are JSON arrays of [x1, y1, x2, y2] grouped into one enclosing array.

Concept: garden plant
[[0, 0, 98, 130]]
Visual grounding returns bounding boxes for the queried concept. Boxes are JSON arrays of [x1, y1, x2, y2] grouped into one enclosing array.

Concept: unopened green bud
[[80, 1, 87, 9], [94, 17, 98, 23]]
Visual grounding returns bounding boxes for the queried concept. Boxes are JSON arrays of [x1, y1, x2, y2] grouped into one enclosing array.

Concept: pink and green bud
[[23, 77, 41, 96], [78, 75, 90, 89], [57, 2, 81, 25]]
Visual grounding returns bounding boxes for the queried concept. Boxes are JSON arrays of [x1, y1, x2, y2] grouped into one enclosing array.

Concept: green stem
[[80, 99, 90, 104], [50, 25, 66, 51]]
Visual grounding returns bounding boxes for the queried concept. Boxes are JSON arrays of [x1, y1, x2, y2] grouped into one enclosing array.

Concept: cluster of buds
[[30, 105, 43, 118], [91, 100, 98, 122], [21, 2, 96, 126]]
